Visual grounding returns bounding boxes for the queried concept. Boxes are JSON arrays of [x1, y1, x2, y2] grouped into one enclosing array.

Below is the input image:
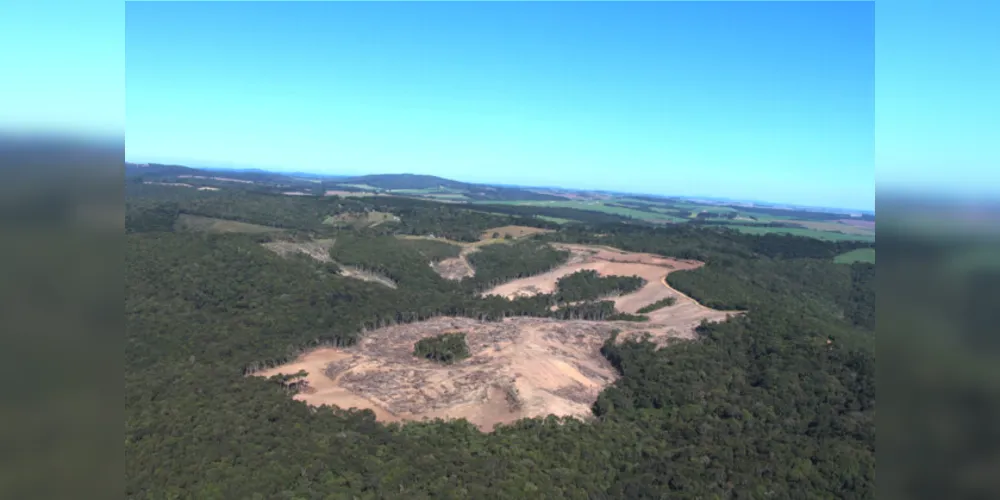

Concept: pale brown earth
[[263, 239, 336, 263], [480, 225, 554, 240], [257, 243, 738, 431], [430, 246, 479, 280]]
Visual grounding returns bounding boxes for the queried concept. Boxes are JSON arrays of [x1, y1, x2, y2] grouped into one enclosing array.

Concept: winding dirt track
[[256, 243, 740, 431]]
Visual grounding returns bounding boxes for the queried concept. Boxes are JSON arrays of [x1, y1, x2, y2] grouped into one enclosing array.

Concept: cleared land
[[430, 246, 479, 280], [834, 248, 876, 264], [174, 214, 281, 234], [323, 211, 400, 228], [258, 244, 737, 431]]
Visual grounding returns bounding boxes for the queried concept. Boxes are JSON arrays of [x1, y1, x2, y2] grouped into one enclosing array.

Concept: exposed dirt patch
[[480, 225, 554, 241], [338, 265, 398, 289], [257, 244, 738, 431], [429, 246, 479, 280], [263, 239, 336, 263], [257, 316, 661, 431]]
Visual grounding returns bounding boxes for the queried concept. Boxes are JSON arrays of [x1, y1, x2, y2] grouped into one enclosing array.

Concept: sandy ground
[[430, 246, 480, 280], [256, 243, 738, 431]]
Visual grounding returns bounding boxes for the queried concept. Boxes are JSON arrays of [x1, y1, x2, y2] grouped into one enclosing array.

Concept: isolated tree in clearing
[[413, 332, 471, 364]]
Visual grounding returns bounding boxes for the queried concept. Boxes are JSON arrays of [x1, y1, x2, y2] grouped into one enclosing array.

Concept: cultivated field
[[778, 220, 877, 236], [834, 248, 876, 264], [721, 224, 876, 242], [257, 244, 738, 431]]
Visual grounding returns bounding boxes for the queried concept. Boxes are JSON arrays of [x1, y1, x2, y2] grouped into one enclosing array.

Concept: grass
[[721, 224, 876, 242], [834, 248, 876, 264], [778, 220, 876, 236], [174, 214, 282, 234], [479, 200, 684, 223], [536, 215, 574, 224]]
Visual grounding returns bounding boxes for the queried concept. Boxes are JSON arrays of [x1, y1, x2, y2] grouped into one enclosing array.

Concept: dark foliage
[[467, 240, 570, 291], [413, 333, 471, 364], [554, 269, 645, 303], [636, 296, 677, 313]]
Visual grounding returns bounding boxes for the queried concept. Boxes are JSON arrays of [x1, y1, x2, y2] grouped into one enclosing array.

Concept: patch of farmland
[[834, 248, 876, 264]]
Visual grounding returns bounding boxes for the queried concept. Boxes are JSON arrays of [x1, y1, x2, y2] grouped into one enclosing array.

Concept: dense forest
[[413, 333, 471, 364], [126, 187, 875, 498], [554, 269, 646, 303]]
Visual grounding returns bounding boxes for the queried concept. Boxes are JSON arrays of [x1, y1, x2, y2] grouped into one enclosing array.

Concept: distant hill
[[335, 173, 566, 202], [342, 174, 469, 191]]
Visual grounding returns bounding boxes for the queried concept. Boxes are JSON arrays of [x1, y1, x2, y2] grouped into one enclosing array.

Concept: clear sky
[[126, 1, 876, 211]]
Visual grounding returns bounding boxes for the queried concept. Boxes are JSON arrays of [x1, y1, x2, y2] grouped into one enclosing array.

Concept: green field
[[481, 200, 685, 222], [834, 248, 876, 264], [721, 224, 876, 242], [535, 215, 575, 224]]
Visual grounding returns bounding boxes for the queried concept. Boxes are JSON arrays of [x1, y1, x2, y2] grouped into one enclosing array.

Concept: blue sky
[[126, 1, 876, 210]]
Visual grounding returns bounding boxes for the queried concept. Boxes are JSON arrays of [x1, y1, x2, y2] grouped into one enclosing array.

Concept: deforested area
[[127, 184, 873, 498]]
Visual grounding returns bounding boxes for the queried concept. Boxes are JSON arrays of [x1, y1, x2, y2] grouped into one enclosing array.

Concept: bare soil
[[429, 246, 479, 280], [263, 239, 336, 263], [257, 243, 738, 432]]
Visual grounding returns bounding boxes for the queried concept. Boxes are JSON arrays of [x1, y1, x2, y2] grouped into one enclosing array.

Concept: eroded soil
[[256, 243, 738, 431]]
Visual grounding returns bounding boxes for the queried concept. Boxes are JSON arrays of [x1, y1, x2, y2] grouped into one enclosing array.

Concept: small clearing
[[257, 243, 737, 431], [262, 239, 336, 263], [430, 246, 479, 280], [480, 225, 554, 241], [174, 214, 281, 234], [323, 211, 400, 228]]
